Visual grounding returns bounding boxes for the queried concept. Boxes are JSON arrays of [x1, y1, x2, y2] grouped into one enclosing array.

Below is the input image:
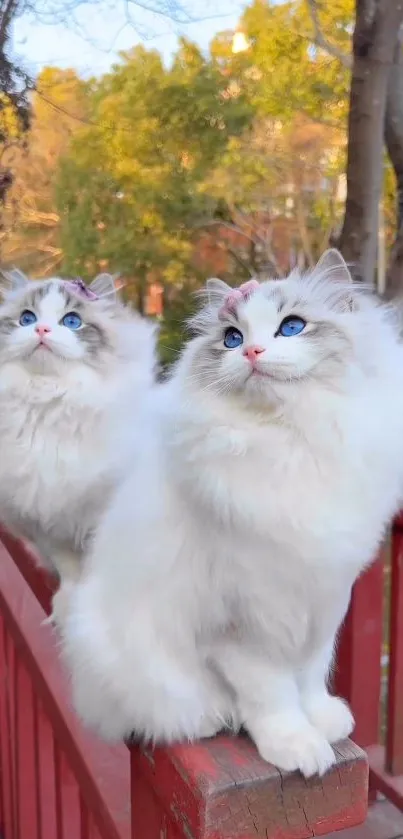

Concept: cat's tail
[[121, 309, 159, 392], [59, 571, 227, 744]]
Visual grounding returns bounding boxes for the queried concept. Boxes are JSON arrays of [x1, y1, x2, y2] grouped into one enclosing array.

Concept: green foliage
[[157, 280, 200, 369], [56, 41, 253, 304], [5, 0, 360, 365], [213, 0, 352, 127]]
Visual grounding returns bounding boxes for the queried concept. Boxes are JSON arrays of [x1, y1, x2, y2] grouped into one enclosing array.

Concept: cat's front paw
[[248, 711, 336, 778], [303, 694, 354, 743]]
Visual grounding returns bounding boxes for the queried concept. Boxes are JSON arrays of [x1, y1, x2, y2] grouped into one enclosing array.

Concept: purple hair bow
[[64, 278, 98, 300]]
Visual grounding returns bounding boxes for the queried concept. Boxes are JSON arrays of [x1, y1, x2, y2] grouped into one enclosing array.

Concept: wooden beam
[[131, 736, 368, 839]]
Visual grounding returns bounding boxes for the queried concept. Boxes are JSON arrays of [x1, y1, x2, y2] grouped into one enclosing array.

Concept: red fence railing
[[0, 530, 369, 839], [335, 516, 403, 810], [0, 535, 131, 839]]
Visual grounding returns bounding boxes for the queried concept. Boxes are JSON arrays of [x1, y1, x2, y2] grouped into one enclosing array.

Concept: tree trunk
[[339, 0, 403, 284], [385, 27, 403, 298]]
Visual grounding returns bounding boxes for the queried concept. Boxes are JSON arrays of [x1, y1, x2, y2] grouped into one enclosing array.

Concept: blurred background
[[1, 0, 401, 364]]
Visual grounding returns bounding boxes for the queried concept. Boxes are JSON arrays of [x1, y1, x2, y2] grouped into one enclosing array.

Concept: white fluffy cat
[[61, 250, 403, 777], [0, 269, 155, 593]]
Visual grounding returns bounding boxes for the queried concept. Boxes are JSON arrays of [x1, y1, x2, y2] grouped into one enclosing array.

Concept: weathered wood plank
[[131, 735, 368, 839]]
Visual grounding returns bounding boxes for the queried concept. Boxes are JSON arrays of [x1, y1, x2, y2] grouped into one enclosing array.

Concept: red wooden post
[[131, 737, 369, 839], [335, 556, 384, 748], [386, 513, 403, 775]]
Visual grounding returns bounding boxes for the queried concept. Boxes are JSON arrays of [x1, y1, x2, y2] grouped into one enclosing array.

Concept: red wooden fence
[[0, 532, 131, 839], [335, 516, 403, 811], [0, 529, 370, 839]]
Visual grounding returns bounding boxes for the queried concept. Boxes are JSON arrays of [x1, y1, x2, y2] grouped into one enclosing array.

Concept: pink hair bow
[[218, 279, 260, 320]]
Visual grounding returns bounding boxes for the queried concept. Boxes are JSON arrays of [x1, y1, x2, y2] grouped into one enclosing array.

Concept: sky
[[13, 0, 247, 79]]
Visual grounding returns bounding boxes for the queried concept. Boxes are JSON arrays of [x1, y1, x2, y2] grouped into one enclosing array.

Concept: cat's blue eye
[[62, 312, 82, 330], [223, 327, 243, 349], [278, 316, 306, 337], [19, 310, 37, 327]]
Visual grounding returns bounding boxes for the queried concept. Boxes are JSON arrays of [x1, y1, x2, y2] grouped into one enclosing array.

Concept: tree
[[384, 30, 403, 296], [338, 0, 403, 284], [0, 0, 31, 211], [199, 0, 351, 276], [303, 0, 403, 291], [55, 41, 252, 308], [1, 0, 231, 228], [199, 113, 344, 277], [211, 0, 352, 128], [1, 67, 88, 273]]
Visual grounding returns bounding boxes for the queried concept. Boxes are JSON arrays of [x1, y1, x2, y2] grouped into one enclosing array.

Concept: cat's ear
[[312, 249, 352, 284], [1, 267, 29, 293], [311, 250, 356, 312], [206, 277, 232, 306], [89, 272, 119, 301]]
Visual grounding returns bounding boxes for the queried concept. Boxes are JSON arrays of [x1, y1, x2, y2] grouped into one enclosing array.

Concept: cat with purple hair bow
[[0, 268, 156, 621]]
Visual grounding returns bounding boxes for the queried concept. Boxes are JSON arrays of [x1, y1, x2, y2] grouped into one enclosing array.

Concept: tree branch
[[221, 243, 254, 277], [195, 219, 260, 247], [305, 0, 352, 69], [297, 107, 344, 131]]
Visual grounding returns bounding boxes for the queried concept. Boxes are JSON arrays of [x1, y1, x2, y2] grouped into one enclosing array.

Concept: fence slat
[[335, 555, 384, 748], [0, 617, 13, 839], [368, 745, 403, 811], [131, 771, 169, 839], [54, 737, 63, 839], [32, 693, 43, 839], [12, 649, 19, 839], [5, 628, 17, 839], [59, 748, 81, 839], [15, 661, 39, 839], [0, 661, 3, 837], [80, 793, 90, 839], [36, 699, 58, 839], [386, 516, 403, 774]]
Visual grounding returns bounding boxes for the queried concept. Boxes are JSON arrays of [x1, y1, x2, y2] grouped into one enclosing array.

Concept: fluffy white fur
[[0, 269, 155, 594], [62, 250, 403, 777]]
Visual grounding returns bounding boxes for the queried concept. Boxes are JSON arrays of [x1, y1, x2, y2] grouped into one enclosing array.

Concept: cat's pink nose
[[35, 324, 52, 338], [243, 345, 265, 363]]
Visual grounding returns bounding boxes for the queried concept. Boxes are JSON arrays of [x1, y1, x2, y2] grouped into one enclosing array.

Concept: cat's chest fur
[[164, 396, 393, 660], [0, 367, 121, 539], [172, 381, 403, 579]]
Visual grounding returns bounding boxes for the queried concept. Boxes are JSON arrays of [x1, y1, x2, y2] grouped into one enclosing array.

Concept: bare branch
[[305, 0, 352, 69], [297, 107, 344, 131], [123, 0, 228, 25], [195, 219, 260, 247], [220, 243, 254, 277]]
